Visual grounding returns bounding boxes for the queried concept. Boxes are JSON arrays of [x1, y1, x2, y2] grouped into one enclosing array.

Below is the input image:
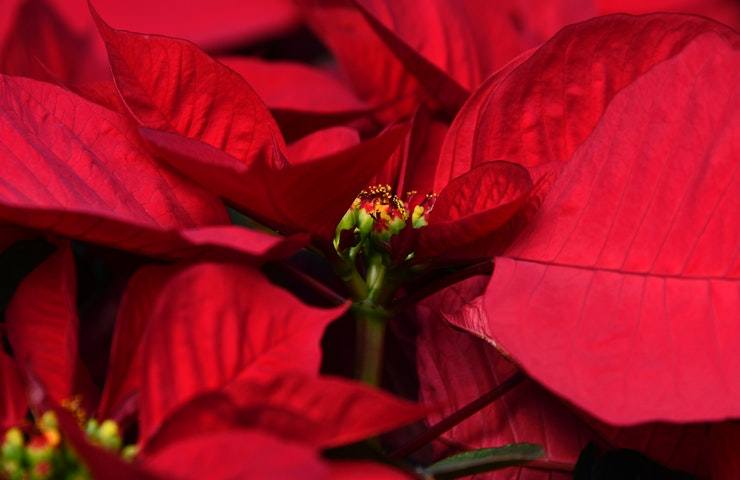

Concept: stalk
[[355, 312, 386, 385], [354, 255, 391, 386]]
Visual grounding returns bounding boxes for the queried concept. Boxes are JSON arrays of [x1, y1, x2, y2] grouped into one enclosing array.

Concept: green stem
[[355, 310, 386, 386], [355, 255, 393, 386]]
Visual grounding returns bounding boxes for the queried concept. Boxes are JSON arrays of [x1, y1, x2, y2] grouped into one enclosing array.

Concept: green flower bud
[[96, 420, 122, 451]]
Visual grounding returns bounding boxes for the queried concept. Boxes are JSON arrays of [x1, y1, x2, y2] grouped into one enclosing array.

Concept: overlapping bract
[[0, 0, 738, 478]]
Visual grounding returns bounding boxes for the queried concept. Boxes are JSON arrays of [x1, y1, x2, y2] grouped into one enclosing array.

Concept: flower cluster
[[0, 0, 738, 479]]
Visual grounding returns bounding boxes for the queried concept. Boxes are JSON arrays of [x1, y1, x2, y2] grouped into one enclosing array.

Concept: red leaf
[[87, 0, 299, 51], [414, 276, 588, 477], [330, 462, 411, 479], [221, 371, 427, 451], [93, 9, 286, 168], [220, 56, 367, 114], [0, 0, 103, 84], [139, 124, 407, 238], [296, 0, 424, 121], [97, 265, 177, 420], [418, 278, 719, 477], [137, 262, 348, 442], [52, 404, 162, 480], [597, 0, 740, 31], [0, 225, 31, 253], [473, 36, 739, 424], [708, 423, 740, 479], [143, 430, 329, 479], [145, 371, 425, 452], [372, 106, 449, 194], [418, 162, 532, 259], [220, 57, 372, 140], [0, 75, 299, 260], [299, 0, 589, 117], [5, 243, 92, 403], [440, 14, 738, 175], [0, 350, 26, 430], [288, 127, 360, 164]]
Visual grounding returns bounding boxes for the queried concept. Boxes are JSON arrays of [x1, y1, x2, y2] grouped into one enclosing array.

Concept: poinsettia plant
[[0, 0, 738, 479]]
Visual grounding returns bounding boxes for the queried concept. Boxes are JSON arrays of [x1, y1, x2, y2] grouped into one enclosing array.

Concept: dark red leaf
[[93, 9, 287, 168], [139, 124, 407, 238], [97, 265, 177, 420], [0, 350, 26, 430], [0, 75, 299, 260], [52, 404, 162, 480], [473, 35, 739, 424], [137, 262, 348, 442], [5, 243, 86, 403], [417, 162, 532, 259], [0, 225, 31, 253], [0, 0, 103, 84]]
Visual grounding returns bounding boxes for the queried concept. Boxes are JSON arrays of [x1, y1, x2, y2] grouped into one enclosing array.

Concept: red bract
[[0, 350, 26, 430], [4, 255, 420, 478], [298, 0, 739, 121], [220, 57, 371, 141], [446, 16, 740, 424], [0, 0, 103, 84], [130, 262, 347, 441], [145, 371, 426, 452], [5, 243, 88, 403], [413, 277, 734, 478], [0, 74, 302, 260], [94, 12, 407, 238]]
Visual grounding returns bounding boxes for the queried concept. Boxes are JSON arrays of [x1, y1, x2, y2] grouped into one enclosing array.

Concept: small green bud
[[38, 412, 58, 433], [121, 445, 139, 462], [96, 420, 121, 451], [3, 428, 24, 448], [84, 419, 99, 439]]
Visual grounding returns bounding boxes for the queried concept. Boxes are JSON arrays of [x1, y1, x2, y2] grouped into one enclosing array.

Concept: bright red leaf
[[220, 57, 371, 140], [220, 56, 366, 114], [145, 371, 425, 451], [86, 0, 299, 51], [93, 10, 286, 168], [418, 278, 723, 477], [144, 430, 329, 479], [137, 262, 348, 442], [439, 14, 738, 176], [298, 0, 593, 117], [471, 35, 739, 424], [287, 127, 360, 164], [597, 0, 740, 31], [139, 124, 407, 238], [418, 161, 533, 259]]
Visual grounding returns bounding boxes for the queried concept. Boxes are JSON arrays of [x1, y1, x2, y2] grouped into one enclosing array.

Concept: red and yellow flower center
[[355, 184, 408, 233]]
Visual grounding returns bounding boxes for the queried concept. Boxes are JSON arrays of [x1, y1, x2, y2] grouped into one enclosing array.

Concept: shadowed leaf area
[[575, 443, 695, 480]]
